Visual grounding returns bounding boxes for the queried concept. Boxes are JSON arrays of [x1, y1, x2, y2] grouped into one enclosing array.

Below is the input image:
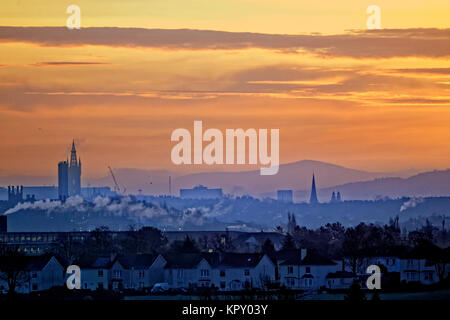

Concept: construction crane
[[108, 166, 123, 194]]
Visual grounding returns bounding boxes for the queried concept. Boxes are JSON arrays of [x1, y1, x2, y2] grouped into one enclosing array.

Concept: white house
[[0, 255, 64, 294], [164, 253, 217, 289], [399, 243, 448, 285], [80, 256, 112, 290], [214, 253, 276, 291], [163, 252, 276, 291], [278, 250, 339, 291], [81, 254, 167, 291]]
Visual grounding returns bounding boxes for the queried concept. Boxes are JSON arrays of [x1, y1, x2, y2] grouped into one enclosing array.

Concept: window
[[407, 272, 417, 281], [305, 267, 311, 273], [220, 281, 226, 289], [287, 278, 295, 287], [287, 266, 294, 274], [98, 270, 103, 277], [220, 270, 226, 277], [113, 270, 122, 278], [177, 269, 184, 279], [244, 269, 250, 276], [31, 272, 38, 279], [200, 269, 209, 277], [98, 283, 104, 290], [32, 284, 38, 291], [424, 272, 433, 281]]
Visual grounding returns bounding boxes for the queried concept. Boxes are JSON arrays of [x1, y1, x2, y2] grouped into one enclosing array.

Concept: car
[[151, 283, 169, 293]]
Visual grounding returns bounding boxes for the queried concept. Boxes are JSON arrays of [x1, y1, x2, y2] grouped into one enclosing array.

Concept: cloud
[[31, 61, 112, 67], [391, 68, 450, 75], [0, 26, 449, 58]]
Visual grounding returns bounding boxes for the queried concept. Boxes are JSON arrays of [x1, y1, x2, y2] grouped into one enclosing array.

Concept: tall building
[[68, 140, 81, 196], [58, 140, 81, 198], [309, 174, 318, 204], [58, 160, 69, 200]]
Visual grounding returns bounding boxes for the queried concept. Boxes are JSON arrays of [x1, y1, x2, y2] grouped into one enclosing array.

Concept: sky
[[0, 0, 449, 180]]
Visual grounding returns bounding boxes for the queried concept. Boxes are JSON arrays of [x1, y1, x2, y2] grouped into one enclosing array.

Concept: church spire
[[309, 173, 318, 204], [70, 139, 78, 167]]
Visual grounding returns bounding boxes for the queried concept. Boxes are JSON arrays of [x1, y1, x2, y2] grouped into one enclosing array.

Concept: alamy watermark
[[366, 5, 381, 30], [66, 265, 81, 289], [366, 264, 381, 290], [66, 5, 81, 29], [171, 121, 279, 175]]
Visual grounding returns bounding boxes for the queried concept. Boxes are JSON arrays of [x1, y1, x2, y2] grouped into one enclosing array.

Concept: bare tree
[[0, 245, 30, 296]]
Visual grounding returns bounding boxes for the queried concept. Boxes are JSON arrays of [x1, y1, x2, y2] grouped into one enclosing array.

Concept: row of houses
[[1, 245, 448, 294]]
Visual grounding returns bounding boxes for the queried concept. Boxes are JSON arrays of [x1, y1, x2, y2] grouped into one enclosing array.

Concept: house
[[80, 254, 167, 291], [325, 271, 355, 290], [80, 256, 112, 291], [215, 253, 276, 291], [399, 243, 447, 284], [163, 252, 276, 291], [0, 255, 64, 294], [163, 253, 219, 289], [278, 250, 339, 291]]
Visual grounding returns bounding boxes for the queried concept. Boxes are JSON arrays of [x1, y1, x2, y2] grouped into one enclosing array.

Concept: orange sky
[[0, 1, 449, 179]]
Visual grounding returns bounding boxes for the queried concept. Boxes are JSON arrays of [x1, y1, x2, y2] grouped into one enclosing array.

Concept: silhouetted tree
[[281, 234, 296, 250], [261, 238, 275, 255], [0, 245, 30, 296]]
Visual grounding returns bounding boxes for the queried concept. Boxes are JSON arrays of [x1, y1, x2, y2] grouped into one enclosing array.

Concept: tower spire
[[70, 139, 78, 167], [309, 173, 318, 204]]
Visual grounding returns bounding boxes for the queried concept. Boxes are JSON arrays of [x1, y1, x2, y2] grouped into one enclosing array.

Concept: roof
[[163, 253, 219, 269], [0, 255, 59, 272], [91, 257, 114, 269], [88, 254, 159, 269], [401, 242, 446, 260], [280, 251, 336, 266], [24, 255, 56, 271], [116, 254, 158, 269], [219, 253, 265, 268], [271, 249, 301, 263]]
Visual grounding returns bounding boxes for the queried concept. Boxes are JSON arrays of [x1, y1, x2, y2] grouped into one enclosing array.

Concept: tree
[[0, 245, 30, 296], [281, 234, 296, 250], [169, 236, 200, 254], [261, 238, 275, 255], [342, 225, 366, 274]]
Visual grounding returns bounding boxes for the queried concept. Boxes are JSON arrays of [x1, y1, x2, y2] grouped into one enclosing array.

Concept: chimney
[[301, 248, 307, 260]]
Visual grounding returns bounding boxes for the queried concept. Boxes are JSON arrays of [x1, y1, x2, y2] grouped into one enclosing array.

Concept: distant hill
[[171, 160, 393, 196], [314, 169, 450, 201]]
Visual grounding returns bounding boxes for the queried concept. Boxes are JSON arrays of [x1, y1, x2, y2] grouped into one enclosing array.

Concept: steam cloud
[[400, 197, 424, 212], [3, 195, 223, 228]]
